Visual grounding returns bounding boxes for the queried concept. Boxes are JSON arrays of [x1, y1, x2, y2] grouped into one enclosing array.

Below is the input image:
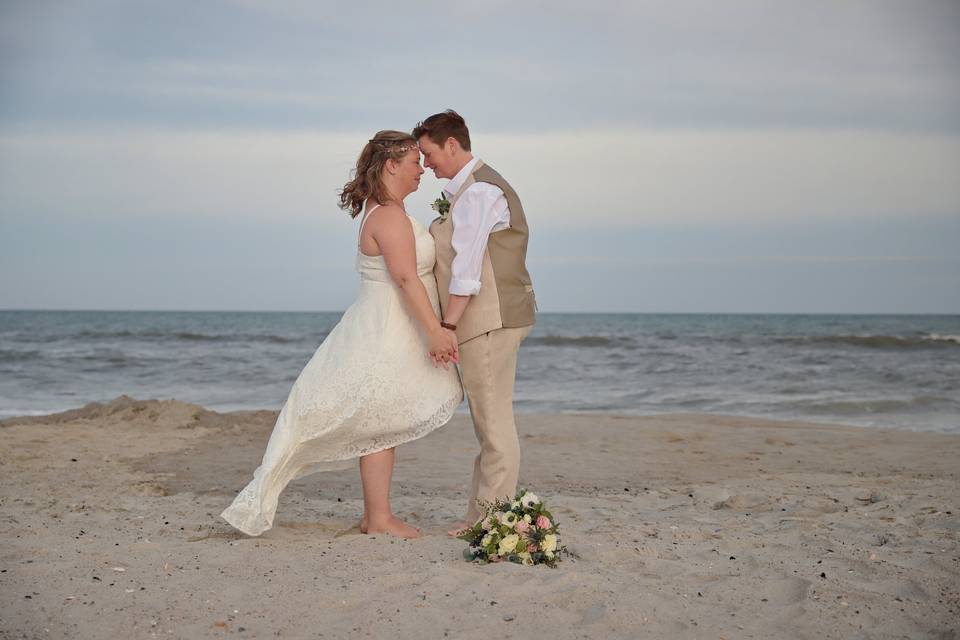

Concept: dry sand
[[1, 396, 958, 639]]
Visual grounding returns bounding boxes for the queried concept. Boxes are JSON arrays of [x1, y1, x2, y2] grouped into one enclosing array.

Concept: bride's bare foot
[[365, 515, 421, 539], [359, 517, 367, 534], [446, 520, 470, 537]]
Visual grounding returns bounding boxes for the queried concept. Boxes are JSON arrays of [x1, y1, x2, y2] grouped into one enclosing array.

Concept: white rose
[[498, 534, 520, 555], [523, 514, 532, 524], [520, 492, 539, 508], [481, 534, 492, 547], [542, 534, 558, 553]]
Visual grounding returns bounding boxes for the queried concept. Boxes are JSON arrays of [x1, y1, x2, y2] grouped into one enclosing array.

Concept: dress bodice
[[355, 215, 437, 283]]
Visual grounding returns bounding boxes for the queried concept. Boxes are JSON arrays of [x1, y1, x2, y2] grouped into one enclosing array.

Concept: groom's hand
[[427, 327, 458, 369], [442, 328, 460, 363]]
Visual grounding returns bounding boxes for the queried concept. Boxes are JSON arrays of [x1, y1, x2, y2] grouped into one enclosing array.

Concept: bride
[[221, 131, 464, 539]]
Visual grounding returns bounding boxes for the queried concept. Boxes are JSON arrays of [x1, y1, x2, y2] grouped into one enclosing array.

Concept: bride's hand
[[428, 327, 458, 368], [442, 327, 460, 364]]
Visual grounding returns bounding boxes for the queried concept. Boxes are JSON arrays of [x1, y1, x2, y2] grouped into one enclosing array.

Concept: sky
[[1, 0, 959, 313]]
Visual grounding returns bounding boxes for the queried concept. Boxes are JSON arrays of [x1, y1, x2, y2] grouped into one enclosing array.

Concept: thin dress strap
[[358, 203, 383, 248]]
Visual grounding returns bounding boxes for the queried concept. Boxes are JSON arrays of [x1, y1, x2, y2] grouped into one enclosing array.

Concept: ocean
[[1, 310, 958, 432]]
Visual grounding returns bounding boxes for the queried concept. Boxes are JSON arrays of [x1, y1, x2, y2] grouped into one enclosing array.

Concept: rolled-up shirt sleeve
[[449, 183, 511, 296]]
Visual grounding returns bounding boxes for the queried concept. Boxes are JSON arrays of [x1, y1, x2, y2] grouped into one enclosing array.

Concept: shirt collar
[[443, 157, 480, 198]]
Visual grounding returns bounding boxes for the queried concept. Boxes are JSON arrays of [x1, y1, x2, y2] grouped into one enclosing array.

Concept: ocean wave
[[776, 334, 960, 350], [526, 335, 626, 347], [0, 349, 41, 362], [69, 353, 152, 367], [63, 330, 304, 344], [790, 395, 957, 415]]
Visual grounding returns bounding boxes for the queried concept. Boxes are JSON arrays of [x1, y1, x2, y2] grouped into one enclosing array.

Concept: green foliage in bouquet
[[431, 192, 451, 216], [457, 489, 567, 568]]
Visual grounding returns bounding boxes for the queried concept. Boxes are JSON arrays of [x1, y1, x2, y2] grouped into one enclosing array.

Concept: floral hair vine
[[369, 139, 418, 154]]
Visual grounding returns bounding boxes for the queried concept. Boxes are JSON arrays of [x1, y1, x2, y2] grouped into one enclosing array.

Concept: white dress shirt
[[444, 158, 511, 296]]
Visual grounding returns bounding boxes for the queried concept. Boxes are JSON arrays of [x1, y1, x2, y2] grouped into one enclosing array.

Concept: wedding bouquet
[[458, 489, 566, 567]]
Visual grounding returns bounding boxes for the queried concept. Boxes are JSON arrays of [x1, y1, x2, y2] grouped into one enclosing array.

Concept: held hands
[[442, 327, 460, 363], [427, 326, 459, 369]]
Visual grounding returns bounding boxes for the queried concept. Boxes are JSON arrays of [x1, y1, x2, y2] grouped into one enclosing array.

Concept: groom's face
[[418, 136, 454, 179]]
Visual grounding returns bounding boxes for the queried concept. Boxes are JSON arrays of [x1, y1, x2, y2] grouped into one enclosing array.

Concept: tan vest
[[430, 160, 536, 344]]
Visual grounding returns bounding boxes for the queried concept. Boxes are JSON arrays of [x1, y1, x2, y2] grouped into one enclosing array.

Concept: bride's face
[[391, 148, 424, 195]]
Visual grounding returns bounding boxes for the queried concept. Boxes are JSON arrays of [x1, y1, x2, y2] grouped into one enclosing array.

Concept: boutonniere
[[431, 192, 451, 217]]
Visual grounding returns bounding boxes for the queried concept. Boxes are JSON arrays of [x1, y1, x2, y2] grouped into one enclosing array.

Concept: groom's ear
[[445, 136, 461, 153]]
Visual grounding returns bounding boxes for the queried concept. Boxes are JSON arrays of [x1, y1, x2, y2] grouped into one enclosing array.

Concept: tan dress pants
[[458, 324, 533, 523]]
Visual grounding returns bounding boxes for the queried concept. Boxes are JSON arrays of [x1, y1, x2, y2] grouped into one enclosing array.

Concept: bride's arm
[[372, 206, 458, 366]]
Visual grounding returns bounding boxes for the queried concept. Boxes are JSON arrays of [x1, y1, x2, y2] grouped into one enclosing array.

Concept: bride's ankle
[[364, 513, 395, 528]]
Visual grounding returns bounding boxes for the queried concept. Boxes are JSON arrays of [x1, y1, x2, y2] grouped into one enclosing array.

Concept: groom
[[413, 110, 537, 534]]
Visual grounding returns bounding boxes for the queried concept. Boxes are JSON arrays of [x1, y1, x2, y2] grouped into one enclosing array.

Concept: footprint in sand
[[870, 578, 930, 602], [764, 437, 797, 447], [793, 495, 844, 517], [765, 576, 811, 605], [712, 493, 773, 512], [128, 481, 173, 497]]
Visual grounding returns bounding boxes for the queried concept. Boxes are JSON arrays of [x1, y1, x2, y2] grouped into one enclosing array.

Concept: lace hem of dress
[[219, 391, 462, 537]]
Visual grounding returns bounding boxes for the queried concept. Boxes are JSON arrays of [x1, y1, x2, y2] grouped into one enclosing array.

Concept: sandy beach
[[1, 395, 958, 639]]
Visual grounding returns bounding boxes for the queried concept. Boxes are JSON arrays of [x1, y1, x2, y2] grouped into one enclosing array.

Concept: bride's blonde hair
[[338, 130, 418, 219]]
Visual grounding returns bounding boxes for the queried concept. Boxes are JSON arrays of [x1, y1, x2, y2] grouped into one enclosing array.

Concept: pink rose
[[536, 515, 551, 529], [514, 520, 530, 535], [527, 543, 538, 553]]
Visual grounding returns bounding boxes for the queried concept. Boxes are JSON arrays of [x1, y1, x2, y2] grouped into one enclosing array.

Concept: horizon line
[[2, 308, 958, 317]]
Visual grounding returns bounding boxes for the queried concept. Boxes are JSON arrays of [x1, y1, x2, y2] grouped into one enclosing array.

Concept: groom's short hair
[[413, 110, 471, 152]]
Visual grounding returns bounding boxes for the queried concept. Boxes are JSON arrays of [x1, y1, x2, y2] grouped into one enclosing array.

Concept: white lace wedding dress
[[221, 206, 464, 536]]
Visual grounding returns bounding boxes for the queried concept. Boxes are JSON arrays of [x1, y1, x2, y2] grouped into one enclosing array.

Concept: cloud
[[484, 129, 960, 223], [1, 0, 958, 132], [2, 128, 958, 227]]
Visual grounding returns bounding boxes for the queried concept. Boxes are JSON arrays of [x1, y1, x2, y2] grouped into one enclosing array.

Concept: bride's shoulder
[[366, 204, 413, 234], [366, 203, 406, 224]]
